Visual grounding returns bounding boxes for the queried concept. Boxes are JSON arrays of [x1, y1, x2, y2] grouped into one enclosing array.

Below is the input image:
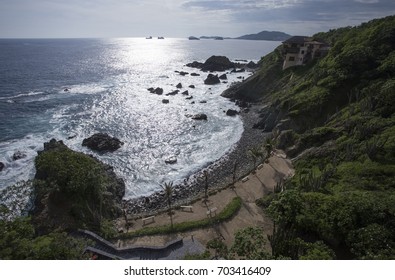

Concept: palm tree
[[231, 160, 238, 189], [160, 181, 174, 228], [248, 147, 263, 173], [264, 138, 275, 161], [203, 170, 209, 201]]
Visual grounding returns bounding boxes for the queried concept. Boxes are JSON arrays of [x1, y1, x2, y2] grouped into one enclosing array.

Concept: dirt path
[[116, 150, 294, 250]]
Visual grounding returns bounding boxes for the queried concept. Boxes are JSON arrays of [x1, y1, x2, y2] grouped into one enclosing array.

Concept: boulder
[[186, 61, 204, 69], [12, 151, 26, 161], [148, 87, 163, 95], [176, 83, 183, 88], [226, 109, 239, 116], [162, 99, 169, 104], [179, 72, 189, 76], [191, 73, 200, 76], [165, 156, 177, 164], [186, 96, 193, 100], [189, 85, 195, 88], [0, 162, 4, 172], [166, 90, 179, 96], [204, 74, 221, 85], [201, 56, 234, 72], [219, 74, 227, 80], [246, 61, 258, 68], [82, 133, 123, 152], [181, 90, 189, 95], [200, 100, 207, 104], [191, 114, 208, 120]]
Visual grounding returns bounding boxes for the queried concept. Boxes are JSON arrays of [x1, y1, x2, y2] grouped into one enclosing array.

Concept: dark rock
[[181, 90, 189, 95], [236, 100, 250, 108], [231, 68, 246, 73], [201, 56, 234, 72], [246, 61, 258, 68], [186, 96, 193, 100], [191, 114, 208, 120], [204, 74, 221, 85], [191, 101, 195, 104], [12, 151, 26, 161], [82, 133, 123, 152], [277, 130, 296, 150], [191, 73, 200, 76], [200, 100, 207, 104], [0, 162, 4, 172], [149, 87, 163, 95], [226, 109, 239, 116], [179, 72, 189, 76], [219, 74, 227, 80], [189, 85, 195, 88], [176, 83, 183, 88], [186, 61, 204, 69], [162, 99, 169, 104], [166, 90, 179, 96], [165, 156, 177, 164]]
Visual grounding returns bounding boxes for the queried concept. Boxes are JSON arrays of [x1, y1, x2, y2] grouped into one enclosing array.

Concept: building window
[[301, 50, 305, 54], [288, 56, 295, 61]]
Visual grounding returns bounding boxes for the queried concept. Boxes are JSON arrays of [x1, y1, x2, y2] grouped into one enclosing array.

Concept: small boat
[[146, 36, 152, 39]]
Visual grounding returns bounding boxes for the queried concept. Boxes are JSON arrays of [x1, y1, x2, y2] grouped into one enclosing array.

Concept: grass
[[117, 196, 242, 239]]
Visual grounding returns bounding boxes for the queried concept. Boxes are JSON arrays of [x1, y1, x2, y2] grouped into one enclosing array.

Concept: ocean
[[0, 38, 280, 199]]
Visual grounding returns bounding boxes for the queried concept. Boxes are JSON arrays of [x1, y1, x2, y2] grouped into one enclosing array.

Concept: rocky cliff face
[[31, 139, 125, 234]]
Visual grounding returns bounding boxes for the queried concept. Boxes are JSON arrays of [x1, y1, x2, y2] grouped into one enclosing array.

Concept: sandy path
[[117, 150, 293, 250]]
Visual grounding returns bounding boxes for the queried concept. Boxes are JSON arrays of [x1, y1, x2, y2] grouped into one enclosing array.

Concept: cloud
[[0, 0, 394, 37]]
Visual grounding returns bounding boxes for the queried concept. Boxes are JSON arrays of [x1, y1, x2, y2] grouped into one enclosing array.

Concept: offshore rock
[[82, 133, 123, 152], [201, 56, 234, 72], [204, 74, 221, 85], [12, 151, 27, 161], [191, 114, 208, 120], [226, 109, 239, 116]]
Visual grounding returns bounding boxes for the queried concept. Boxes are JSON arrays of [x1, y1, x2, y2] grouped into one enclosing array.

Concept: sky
[[0, 0, 394, 38]]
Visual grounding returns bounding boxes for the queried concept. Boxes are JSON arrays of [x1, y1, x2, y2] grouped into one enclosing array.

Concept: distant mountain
[[235, 31, 292, 41], [199, 36, 231, 40]]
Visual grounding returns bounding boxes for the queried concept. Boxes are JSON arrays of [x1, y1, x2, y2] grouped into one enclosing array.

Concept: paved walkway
[[115, 151, 294, 252]]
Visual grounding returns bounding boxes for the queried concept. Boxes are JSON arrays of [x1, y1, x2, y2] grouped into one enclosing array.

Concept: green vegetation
[[33, 140, 123, 234], [0, 217, 86, 259], [118, 197, 242, 239], [244, 15, 395, 259]]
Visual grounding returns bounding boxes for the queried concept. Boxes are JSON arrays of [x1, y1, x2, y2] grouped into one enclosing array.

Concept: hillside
[[224, 15, 395, 259], [235, 30, 291, 41]]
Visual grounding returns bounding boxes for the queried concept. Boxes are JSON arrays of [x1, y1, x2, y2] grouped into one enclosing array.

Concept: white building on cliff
[[282, 36, 330, 70]]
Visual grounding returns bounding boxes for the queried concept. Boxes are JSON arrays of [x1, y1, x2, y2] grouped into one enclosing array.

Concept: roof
[[282, 36, 310, 44]]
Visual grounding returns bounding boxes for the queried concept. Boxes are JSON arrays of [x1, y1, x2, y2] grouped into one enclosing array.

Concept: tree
[[230, 227, 272, 259], [160, 181, 174, 228], [203, 170, 209, 201], [248, 147, 263, 173]]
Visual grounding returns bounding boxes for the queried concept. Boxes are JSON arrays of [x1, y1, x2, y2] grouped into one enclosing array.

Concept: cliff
[[226, 15, 395, 259]]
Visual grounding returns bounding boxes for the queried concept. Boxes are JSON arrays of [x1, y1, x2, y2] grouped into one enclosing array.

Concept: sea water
[[0, 38, 280, 198]]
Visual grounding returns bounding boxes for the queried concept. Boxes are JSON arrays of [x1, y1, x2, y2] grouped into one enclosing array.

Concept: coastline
[[123, 103, 269, 216]]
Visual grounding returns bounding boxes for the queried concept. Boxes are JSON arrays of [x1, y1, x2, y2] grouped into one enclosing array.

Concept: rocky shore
[[123, 103, 269, 216]]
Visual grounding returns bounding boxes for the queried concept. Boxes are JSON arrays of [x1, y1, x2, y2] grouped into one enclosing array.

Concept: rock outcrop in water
[[31, 139, 125, 234], [187, 55, 235, 72], [82, 133, 123, 152], [204, 74, 221, 85]]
